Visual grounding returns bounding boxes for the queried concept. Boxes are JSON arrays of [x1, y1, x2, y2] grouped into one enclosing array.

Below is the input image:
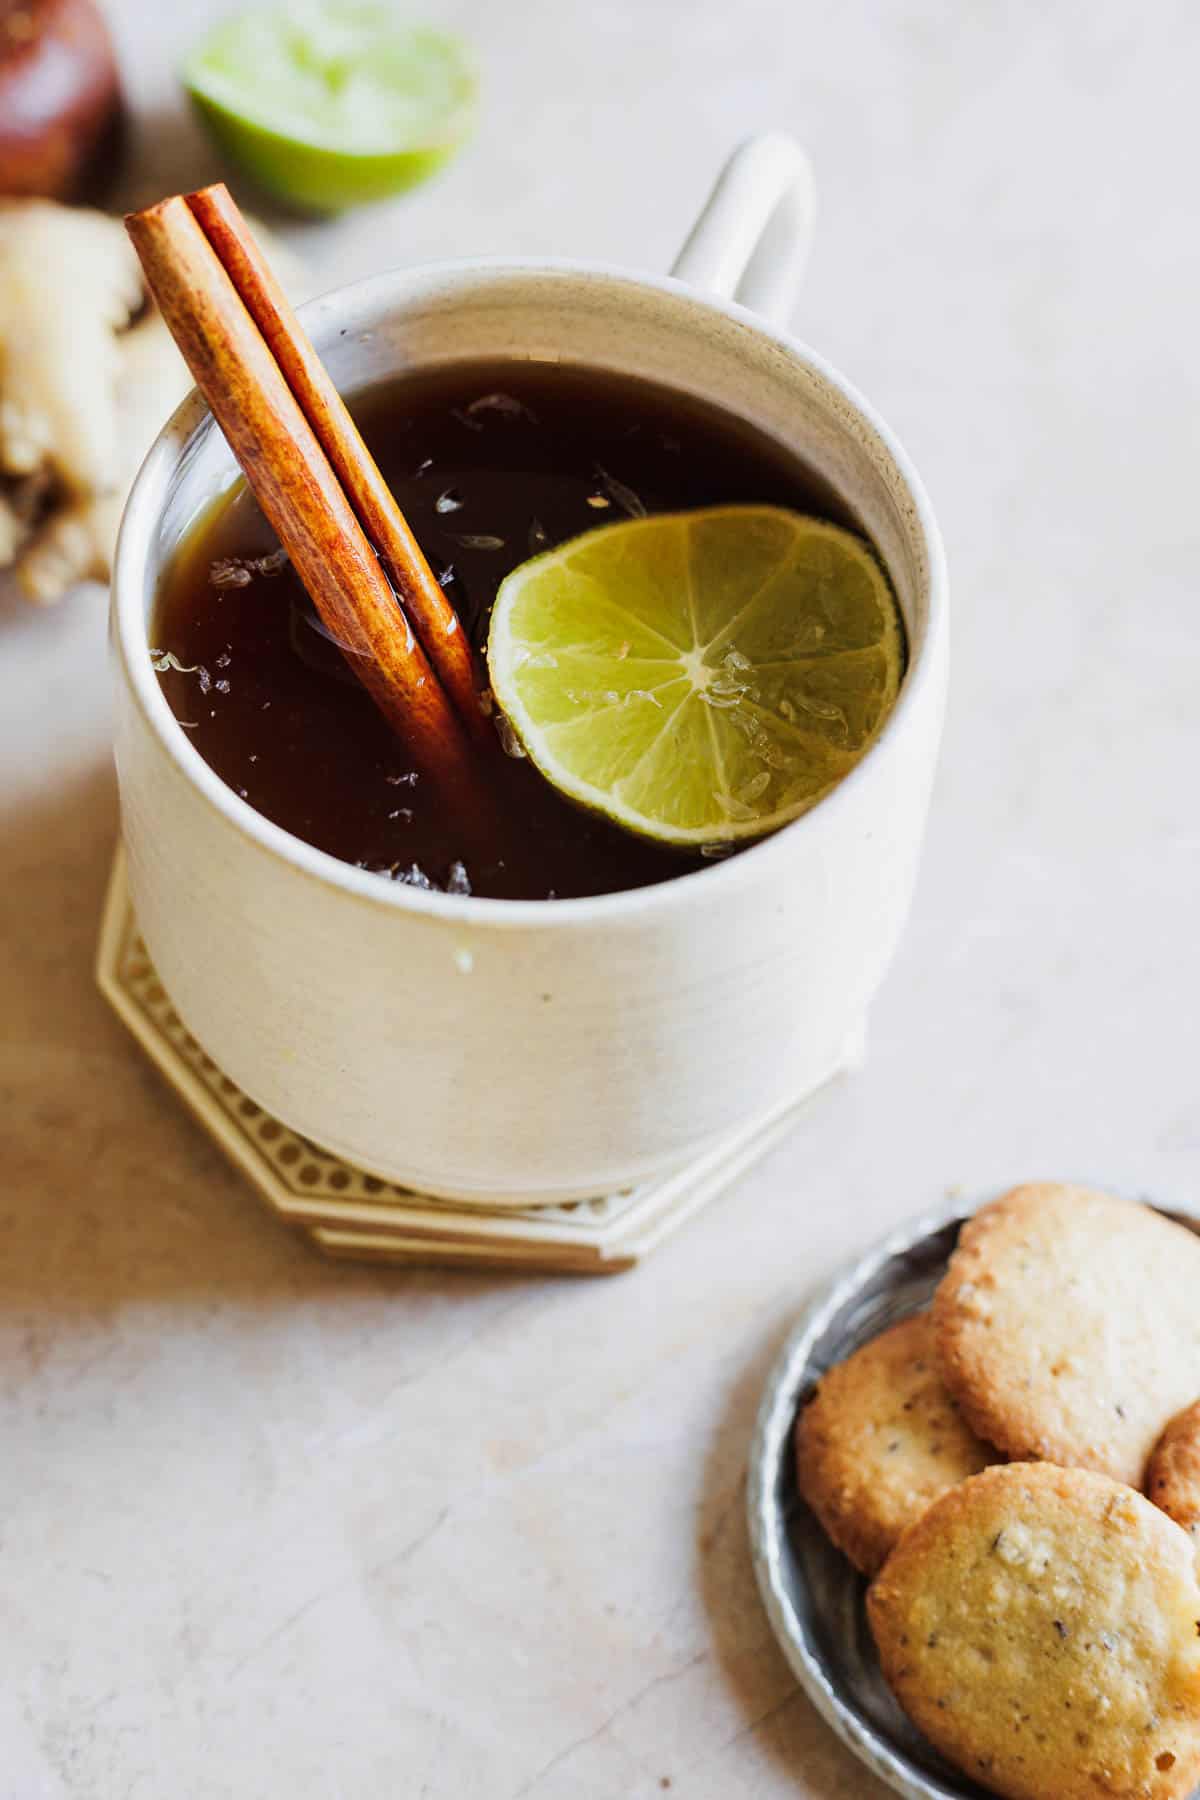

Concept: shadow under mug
[[112, 134, 948, 1206]]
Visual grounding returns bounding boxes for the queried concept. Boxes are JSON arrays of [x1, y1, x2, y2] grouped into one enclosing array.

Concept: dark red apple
[[0, 0, 123, 200]]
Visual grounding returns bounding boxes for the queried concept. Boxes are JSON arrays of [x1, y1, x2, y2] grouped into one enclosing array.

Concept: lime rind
[[488, 506, 904, 848]]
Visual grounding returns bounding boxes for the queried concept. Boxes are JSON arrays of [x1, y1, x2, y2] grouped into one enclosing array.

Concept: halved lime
[[184, 3, 475, 213], [488, 506, 904, 847]]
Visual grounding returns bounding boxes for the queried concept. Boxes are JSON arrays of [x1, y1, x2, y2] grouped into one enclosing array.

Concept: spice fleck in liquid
[[155, 361, 858, 900]]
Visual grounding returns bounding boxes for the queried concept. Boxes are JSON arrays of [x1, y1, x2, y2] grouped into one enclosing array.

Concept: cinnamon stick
[[186, 183, 488, 747], [125, 195, 476, 791]]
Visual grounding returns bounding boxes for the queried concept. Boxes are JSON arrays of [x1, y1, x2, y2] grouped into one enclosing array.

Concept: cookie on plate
[[867, 1461, 1200, 1800], [1147, 1400, 1200, 1557], [794, 1312, 993, 1576], [933, 1183, 1200, 1486]]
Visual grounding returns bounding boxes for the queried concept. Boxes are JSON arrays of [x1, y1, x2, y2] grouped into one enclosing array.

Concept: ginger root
[[0, 198, 304, 603]]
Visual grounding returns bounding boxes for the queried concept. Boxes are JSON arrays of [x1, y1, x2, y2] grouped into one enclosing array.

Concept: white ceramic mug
[[112, 134, 948, 1206]]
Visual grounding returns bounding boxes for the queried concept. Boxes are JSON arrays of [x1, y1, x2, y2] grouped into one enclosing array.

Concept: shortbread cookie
[[933, 1184, 1200, 1485], [868, 1462, 1200, 1800], [794, 1312, 992, 1576], [1147, 1400, 1200, 1557]]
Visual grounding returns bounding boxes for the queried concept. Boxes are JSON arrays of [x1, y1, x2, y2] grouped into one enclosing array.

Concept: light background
[[3, 2, 1198, 1794]]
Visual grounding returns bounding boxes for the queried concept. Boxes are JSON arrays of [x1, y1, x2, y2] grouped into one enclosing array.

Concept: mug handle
[[670, 132, 816, 328]]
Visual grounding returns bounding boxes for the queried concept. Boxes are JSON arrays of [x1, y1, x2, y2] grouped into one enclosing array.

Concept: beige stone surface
[[3, 2, 1199, 1794]]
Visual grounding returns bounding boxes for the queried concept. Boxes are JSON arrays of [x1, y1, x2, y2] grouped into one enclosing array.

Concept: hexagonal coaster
[[96, 852, 839, 1273]]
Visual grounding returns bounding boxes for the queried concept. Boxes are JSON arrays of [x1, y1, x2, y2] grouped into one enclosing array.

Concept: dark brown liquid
[[155, 360, 855, 900]]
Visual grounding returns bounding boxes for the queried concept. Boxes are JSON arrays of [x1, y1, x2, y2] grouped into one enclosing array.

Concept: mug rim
[[113, 253, 948, 932]]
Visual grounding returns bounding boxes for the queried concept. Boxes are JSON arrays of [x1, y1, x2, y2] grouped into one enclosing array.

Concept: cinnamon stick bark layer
[[186, 183, 487, 746], [126, 193, 477, 789]]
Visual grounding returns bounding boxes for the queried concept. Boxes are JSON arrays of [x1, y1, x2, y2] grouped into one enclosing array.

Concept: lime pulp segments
[[487, 506, 905, 848], [184, 2, 475, 212]]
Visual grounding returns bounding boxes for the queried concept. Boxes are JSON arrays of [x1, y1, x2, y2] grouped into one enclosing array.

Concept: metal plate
[[746, 1194, 1200, 1800]]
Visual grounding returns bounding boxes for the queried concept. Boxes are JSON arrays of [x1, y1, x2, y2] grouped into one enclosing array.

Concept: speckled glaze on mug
[[111, 135, 948, 1204]]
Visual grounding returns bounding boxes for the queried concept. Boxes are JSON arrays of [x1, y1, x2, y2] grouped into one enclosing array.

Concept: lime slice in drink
[[488, 506, 904, 848], [184, 3, 475, 213]]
